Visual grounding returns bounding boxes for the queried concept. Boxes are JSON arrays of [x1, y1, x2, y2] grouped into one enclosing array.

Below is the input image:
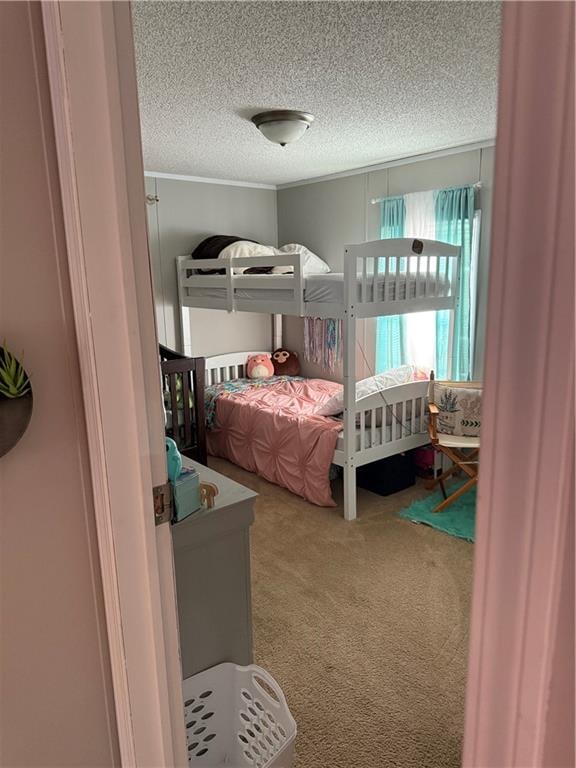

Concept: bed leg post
[[272, 314, 282, 350], [176, 254, 188, 353], [342, 246, 358, 522], [343, 462, 357, 521]]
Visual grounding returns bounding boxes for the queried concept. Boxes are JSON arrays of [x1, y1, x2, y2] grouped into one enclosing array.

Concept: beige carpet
[[209, 457, 473, 768]]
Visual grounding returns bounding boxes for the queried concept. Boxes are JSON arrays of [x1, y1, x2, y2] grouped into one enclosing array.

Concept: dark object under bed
[[355, 452, 415, 496], [159, 344, 207, 465]]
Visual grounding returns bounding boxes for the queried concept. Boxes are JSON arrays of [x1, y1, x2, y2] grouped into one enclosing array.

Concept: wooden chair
[[160, 346, 207, 465], [427, 372, 481, 513]]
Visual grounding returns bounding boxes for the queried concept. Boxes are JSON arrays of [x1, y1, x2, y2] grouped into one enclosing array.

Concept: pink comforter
[[207, 378, 343, 506]]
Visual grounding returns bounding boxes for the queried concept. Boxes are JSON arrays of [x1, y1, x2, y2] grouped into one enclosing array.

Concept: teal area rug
[[399, 485, 476, 542]]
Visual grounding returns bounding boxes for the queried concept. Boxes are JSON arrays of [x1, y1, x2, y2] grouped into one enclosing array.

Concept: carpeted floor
[[209, 457, 474, 768]]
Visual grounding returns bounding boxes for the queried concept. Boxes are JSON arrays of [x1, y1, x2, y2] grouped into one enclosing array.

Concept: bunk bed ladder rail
[[176, 254, 191, 355], [340, 239, 460, 521], [350, 239, 460, 317]]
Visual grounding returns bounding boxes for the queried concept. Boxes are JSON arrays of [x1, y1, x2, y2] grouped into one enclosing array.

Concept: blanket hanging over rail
[[304, 318, 343, 372]]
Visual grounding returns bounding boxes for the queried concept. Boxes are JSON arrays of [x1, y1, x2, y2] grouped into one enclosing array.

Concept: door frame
[[462, 3, 574, 765], [41, 2, 186, 765], [41, 2, 574, 766]]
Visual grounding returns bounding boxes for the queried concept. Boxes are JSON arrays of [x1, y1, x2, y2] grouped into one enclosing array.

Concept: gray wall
[[147, 146, 494, 377], [147, 176, 277, 355], [278, 147, 495, 379]]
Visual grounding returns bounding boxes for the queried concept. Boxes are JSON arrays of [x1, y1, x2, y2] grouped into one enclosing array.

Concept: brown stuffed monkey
[[272, 348, 301, 376]]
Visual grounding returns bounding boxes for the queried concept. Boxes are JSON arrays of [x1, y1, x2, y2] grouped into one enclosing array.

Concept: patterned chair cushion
[[434, 383, 482, 437]]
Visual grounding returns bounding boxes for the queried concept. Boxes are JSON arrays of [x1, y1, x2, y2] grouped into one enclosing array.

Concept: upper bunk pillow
[[219, 241, 283, 274], [190, 235, 259, 274], [279, 244, 331, 274], [219, 241, 332, 276], [315, 365, 430, 416]]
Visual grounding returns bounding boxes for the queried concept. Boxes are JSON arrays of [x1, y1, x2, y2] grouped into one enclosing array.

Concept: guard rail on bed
[[204, 351, 269, 386], [331, 380, 430, 469], [177, 238, 460, 320], [203, 350, 430, 471], [177, 253, 305, 316], [339, 238, 460, 319]]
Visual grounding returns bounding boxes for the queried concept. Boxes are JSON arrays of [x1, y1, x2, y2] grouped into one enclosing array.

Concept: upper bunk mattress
[[184, 272, 451, 305]]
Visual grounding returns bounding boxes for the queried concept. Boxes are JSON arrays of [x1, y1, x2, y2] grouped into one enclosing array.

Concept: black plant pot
[[0, 392, 33, 458]]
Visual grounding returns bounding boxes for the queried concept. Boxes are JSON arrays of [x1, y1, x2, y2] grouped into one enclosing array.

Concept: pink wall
[[0, 3, 120, 765], [542, 485, 575, 767]]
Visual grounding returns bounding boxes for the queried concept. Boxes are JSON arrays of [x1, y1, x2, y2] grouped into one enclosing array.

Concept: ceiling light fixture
[[251, 110, 314, 147]]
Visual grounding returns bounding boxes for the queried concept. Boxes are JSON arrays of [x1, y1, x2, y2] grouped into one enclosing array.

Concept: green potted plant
[[0, 345, 33, 458]]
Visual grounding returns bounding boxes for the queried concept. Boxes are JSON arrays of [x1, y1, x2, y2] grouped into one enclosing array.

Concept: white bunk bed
[[177, 238, 461, 521]]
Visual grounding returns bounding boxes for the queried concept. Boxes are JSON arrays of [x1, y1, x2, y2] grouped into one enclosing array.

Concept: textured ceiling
[[132, 1, 501, 185]]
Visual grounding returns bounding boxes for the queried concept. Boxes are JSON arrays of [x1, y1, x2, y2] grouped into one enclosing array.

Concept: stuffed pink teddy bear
[[246, 353, 274, 379]]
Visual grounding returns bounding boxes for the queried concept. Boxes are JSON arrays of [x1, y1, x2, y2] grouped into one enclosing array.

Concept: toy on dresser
[[165, 437, 183, 482], [199, 482, 219, 509]]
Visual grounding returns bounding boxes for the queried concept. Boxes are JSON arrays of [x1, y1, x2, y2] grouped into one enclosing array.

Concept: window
[[376, 185, 479, 380]]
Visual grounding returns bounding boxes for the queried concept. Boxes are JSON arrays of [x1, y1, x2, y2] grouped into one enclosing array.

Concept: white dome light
[[251, 110, 314, 147]]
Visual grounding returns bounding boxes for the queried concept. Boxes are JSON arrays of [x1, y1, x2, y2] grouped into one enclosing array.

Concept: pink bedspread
[[207, 378, 343, 506]]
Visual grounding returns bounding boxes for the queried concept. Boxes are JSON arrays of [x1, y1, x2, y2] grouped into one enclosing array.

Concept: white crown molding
[[276, 139, 496, 190], [144, 170, 277, 190]]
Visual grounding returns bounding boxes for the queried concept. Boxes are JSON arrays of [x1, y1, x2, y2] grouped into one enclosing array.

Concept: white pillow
[[279, 244, 331, 274], [268, 246, 319, 275], [219, 241, 278, 274], [270, 262, 294, 275], [315, 365, 429, 416], [218, 241, 332, 276]]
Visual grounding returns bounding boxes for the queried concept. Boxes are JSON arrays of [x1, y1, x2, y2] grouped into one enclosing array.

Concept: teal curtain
[[434, 186, 475, 380], [376, 197, 406, 373]]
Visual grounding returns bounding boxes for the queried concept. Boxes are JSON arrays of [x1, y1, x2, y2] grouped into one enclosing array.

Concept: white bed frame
[[205, 347, 430, 466], [177, 237, 459, 320], [179, 238, 461, 520]]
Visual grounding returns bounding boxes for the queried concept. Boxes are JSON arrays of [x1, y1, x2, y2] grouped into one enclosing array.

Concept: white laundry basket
[[182, 663, 296, 768]]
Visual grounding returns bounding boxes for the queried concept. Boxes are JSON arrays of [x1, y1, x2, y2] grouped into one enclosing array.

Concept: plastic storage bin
[[182, 663, 296, 768]]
